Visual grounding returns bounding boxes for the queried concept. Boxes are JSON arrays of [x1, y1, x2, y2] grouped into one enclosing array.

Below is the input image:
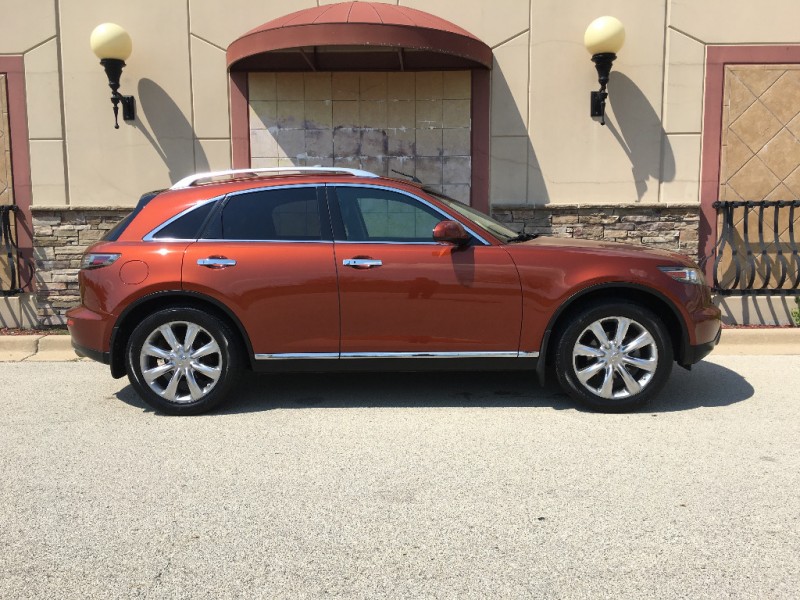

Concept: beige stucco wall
[[1, 0, 799, 210]]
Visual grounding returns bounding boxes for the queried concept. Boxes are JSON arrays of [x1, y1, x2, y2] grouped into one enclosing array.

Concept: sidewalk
[[0, 329, 797, 362]]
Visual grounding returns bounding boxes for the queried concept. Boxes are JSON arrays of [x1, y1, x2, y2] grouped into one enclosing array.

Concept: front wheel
[[126, 307, 241, 415], [554, 302, 673, 412]]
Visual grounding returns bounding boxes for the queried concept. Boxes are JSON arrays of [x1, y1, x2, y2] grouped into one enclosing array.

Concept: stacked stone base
[[32, 208, 130, 326], [29, 204, 701, 326], [492, 204, 700, 256]]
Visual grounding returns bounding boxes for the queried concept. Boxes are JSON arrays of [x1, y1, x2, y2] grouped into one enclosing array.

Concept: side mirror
[[433, 220, 471, 246]]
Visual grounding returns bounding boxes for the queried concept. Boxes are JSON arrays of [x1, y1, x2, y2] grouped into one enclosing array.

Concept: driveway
[[1, 356, 798, 599]]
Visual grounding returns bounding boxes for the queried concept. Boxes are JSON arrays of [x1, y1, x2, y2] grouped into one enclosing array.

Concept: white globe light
[[584, 16, 625, 55], [90, 23, 132, 61]]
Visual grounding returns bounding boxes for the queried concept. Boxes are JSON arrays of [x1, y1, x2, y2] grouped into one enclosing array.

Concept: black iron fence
[[712, 200, 800, 295], [1, 204, 24, 295]]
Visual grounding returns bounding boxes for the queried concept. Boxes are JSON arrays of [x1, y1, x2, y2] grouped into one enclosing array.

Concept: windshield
[[425, 190, 521, 243]]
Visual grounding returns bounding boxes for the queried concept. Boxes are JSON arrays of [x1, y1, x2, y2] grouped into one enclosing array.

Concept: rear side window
[[150, 200, 217, 240], [103, 190, 163, 241], [214, 186, 323, 241]]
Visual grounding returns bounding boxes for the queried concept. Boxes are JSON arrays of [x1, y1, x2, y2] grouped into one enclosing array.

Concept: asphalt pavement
[[1, 354, 798, 599]]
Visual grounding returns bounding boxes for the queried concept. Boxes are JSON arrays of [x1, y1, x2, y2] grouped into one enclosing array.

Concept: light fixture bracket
[[100, 58, 136, 129], [590, 52, 617, 126]]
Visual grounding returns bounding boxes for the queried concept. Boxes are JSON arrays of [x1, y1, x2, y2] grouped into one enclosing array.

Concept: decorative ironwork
[[712, 200, 800, 295], [1, 205, 23, 295]]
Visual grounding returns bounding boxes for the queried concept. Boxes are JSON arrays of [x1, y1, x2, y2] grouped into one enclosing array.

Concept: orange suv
[[67, 167, 721, 415]]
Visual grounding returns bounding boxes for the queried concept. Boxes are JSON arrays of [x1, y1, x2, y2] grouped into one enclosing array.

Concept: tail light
[[81, 253, 121, 270]]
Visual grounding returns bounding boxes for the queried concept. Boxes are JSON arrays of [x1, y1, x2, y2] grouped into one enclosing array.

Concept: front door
[[330, 185, 522, 355]]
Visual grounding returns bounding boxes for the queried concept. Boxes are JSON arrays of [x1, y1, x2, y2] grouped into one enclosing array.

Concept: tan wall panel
[[491, 32, 529, 137], [659, 134, 700, 202], [401, 0, 530, 48], [194, 139, 231, 173], [0, 0, 55, 54], [30, 140, 67, 206], [189, 0, 316, 50], [59, 1, 193, 207], [663, 30, 704, 134], [491, 136, 528, 204], [24, 38, 63, 140], [528, 0, 667, 205], [670, 0, 800, 44], [190, 36, 229, 139]]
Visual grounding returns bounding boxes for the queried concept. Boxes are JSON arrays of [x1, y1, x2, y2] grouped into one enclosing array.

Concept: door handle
[[197, 257, 237, 269], [343, 258, 383, 269]]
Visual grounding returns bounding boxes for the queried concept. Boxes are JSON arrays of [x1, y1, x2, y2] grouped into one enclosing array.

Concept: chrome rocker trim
[[255, 351, 539, 360]]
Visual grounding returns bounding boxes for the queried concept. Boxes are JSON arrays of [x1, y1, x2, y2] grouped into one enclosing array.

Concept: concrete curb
[[25, 335, 81, 362], [0, 335, 43, 361], [0, 329, 797, 362], [714, 328, 800, 355]]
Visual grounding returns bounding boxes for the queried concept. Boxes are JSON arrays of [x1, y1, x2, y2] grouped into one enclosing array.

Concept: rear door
[[329, 184, 523, 356], [182, 184, 339, 357]]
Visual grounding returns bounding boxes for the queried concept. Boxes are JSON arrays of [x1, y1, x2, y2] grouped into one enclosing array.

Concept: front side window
[[213, 186, 322, 241], [335, 187, 443, 242]]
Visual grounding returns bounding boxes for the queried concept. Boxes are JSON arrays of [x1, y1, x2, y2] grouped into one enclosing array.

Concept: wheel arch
[[534, 283, 689, 385], [109, 291, 255, 378]]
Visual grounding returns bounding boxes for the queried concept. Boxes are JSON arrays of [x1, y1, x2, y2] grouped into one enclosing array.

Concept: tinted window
[[152, 200, 217, 240], [104, 190, 163, 241], [218, 187, 321, 241], [336, 187, 442, 242]]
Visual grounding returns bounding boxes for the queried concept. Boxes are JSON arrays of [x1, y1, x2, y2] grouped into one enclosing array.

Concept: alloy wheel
[[139, 321, 223, 403], [571, 316, 658, 400]]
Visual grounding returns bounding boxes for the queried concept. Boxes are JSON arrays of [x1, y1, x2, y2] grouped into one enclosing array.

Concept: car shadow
[[114, 360, 753, 416]]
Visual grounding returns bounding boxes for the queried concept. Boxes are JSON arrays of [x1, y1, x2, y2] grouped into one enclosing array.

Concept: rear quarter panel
[[78, 241, 189, 351]]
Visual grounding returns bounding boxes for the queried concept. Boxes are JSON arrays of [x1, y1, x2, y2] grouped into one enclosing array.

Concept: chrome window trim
[[334, 241, 441, 246], [223, 182, 320, 199], [329, 183, 491, 246], [254, 351, 538, 360], [340, 351, 534, 359], [194, 239, 333, 245], [142, 196, 222, 242]]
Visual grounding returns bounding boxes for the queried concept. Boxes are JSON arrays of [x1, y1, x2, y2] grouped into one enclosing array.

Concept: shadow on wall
[[136, 79, 209, 183], [491, 58, 549, 204], [605, 72, 675, 201]]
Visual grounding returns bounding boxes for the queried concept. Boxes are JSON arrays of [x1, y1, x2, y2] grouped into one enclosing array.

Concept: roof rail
[[170, 167, 379, 190]]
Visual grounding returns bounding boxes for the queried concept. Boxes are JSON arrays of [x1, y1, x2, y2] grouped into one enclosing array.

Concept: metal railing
[[1, 205, 24, 295], [712, 200, 800, 295]]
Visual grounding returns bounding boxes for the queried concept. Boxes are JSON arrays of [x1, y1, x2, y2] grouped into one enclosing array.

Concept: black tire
[[125, 307, 241, 415], [554, 301, 673, 412]]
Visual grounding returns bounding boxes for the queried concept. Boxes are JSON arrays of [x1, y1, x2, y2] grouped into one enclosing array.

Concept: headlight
[[658, 266, 704, 285], [81, 253, 121, 270]]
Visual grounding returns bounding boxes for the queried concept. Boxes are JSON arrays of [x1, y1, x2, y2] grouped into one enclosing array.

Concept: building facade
[[0, 0, 799, 327]]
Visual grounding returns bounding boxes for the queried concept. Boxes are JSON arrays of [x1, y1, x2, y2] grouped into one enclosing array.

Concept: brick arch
[[226, 1, 491, 212]]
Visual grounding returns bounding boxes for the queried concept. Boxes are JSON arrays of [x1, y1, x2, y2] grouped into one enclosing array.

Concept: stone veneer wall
[[29, 205, 701, 326], [492, 204, 701, 257], [32, 208, 129, 326]]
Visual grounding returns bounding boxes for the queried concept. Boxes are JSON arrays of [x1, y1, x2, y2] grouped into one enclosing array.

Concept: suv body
[[67, 168, 721, 414]]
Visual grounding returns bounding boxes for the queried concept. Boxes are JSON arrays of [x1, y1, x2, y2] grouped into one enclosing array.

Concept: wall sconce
[[584, 16, 625, 126], [90, 23, 135, 129]]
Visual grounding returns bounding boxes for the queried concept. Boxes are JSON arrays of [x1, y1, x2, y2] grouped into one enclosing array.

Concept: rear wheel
[[126, 307, 241, 415], [554, 302, 673, 412]]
